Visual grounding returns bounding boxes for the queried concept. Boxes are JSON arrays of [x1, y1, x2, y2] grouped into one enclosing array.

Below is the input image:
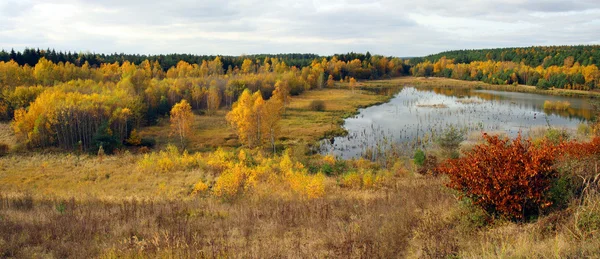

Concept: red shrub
[[438, 133, 560, 220], [560, 136, 600, 159]]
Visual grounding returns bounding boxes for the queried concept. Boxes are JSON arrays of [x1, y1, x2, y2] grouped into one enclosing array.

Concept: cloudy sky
[[0, 0, 599, 57]]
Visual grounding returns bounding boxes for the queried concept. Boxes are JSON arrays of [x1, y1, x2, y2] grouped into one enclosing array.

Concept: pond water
[[320, 87, 596, 159]]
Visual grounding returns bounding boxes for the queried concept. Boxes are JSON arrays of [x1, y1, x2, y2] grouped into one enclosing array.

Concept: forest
[[410, 45, 600, 91], [0, 51, 408, 151], [1, 46, 600, 258]]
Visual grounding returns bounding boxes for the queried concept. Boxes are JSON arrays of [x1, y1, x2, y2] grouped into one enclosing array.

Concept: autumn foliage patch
[[437, 133, 600, 220]]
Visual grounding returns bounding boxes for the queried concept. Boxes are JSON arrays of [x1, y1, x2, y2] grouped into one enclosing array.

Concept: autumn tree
[[241, 58, 253, 74], [207, 80, 221, 114], [326, 74, 334, 88], [170, 100, 194, 150], [191, 85, 207, 109], [226, 89, 283, 150], [349, 77, 357, 93], [263, 92, 283, 152], [273, 80, 290, 114]]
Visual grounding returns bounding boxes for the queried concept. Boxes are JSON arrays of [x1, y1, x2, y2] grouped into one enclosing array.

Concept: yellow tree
[[170, 100, 194, 150], [33, 57, 55, 86], [273, 80, 290, 114], [263, 93, 283, 153], [226, 89, 283, 149], [241, 58, 254, 74], [208, 57, 224, 75], [349, 77, 357, 93], [251, 92, 266, 146], [326, 74, 334, 88], [207, 80, 221, 114], [227, 89, 256, 147], [191, 85, 207, 109]]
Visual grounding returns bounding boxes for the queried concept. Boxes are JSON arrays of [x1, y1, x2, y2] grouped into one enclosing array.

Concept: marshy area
[[321, 83, 596, 159]]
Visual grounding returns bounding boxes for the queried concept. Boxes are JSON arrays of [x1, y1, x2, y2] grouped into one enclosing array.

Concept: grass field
[[138, 88, 390, 152], [1, 78, 599, 258], [0, 85, 391, 200]]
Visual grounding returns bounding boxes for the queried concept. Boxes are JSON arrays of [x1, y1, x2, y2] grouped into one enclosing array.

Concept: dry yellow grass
[[544, 100, 572, 110], [138, 87, 389, 151], [0, 152, 205, 200], [1, 79, 598, 258], [0, 122, 16, 148], [140, 110, 237, 152]]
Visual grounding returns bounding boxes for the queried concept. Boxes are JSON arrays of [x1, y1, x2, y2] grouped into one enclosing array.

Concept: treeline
[[413, 45, 600, 68], [0, 48, 321, 71], [2, 52, 409, 151], [411, 57, 600, 90], [0, 48, 406, 73]]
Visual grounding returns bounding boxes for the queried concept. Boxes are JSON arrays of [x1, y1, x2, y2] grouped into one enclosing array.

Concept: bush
[[437, 126, 465, 158], [545, 128, 570, 144], [437, 133, 560, 220], [92, 122, 119, 154], [417, 155, 439, 176], [0, 143, 9, 157], [308, 100, 326, 111], [413, 149, 426, 166]]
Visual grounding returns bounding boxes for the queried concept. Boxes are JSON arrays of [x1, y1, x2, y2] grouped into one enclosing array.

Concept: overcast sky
[[0, 0, 599, 57]]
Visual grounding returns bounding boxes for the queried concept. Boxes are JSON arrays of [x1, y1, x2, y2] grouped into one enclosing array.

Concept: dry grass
[[0, 176, 461, 258], [544, 100, 572, 111], [1, 80, 599, 257], [0, 153, 204, 199], [0, 122, 16, 149], [140, 110, 237, 152], [138, 88, 389, 152]]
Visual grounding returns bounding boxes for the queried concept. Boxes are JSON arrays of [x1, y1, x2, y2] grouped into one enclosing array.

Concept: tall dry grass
[[544, 100, 572, 111], [0, 177, 458, 258]]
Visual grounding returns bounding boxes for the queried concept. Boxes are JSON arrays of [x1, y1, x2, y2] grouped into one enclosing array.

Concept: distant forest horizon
[[2, 44, 600, 70]]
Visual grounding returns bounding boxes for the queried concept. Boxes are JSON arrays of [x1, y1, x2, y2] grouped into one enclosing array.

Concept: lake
[[320, 87, 596, 159]]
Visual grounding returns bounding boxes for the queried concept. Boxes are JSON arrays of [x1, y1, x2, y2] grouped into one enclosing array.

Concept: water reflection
[[321, 87, 595, 159]]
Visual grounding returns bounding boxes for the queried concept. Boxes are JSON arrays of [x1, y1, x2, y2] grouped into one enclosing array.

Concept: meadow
[[1, 76, 600, 258]]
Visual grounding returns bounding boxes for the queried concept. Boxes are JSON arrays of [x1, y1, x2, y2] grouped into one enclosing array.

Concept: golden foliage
[[137, 144, 201, 173], [226, 89, 283, 149], [170, 99, 194, 149]]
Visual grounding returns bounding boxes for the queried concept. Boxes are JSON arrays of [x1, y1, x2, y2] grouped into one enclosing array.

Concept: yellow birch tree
[[170, 100, 194, 150]]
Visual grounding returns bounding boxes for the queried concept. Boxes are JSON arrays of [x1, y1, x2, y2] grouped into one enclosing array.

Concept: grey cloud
[[0, 0, 599, 56]]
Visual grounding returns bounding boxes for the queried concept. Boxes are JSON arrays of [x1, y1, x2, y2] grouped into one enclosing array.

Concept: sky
[[0, 0, 599, 57]]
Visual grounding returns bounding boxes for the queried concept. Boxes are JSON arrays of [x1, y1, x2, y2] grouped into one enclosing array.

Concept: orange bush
[[560, 136, 600, 159], [437, 133, 561, 220]]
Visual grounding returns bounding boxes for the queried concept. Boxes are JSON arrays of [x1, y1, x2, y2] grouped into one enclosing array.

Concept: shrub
[[0, 143, 9, 157], [413, 149, 426, 166], [545, 128, 570, 144], [577, 123, 592, 136], [92, 122, 119, 154], [308, 100, 326, 111], [340, 169, 392, 189], [437, 125, 465, 158], [437, 133, 560, 220], [417, 155, 439, 176], [125, 129, 142, 146], [212, 164, 249, 200], [137, 144, 202, 173]]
